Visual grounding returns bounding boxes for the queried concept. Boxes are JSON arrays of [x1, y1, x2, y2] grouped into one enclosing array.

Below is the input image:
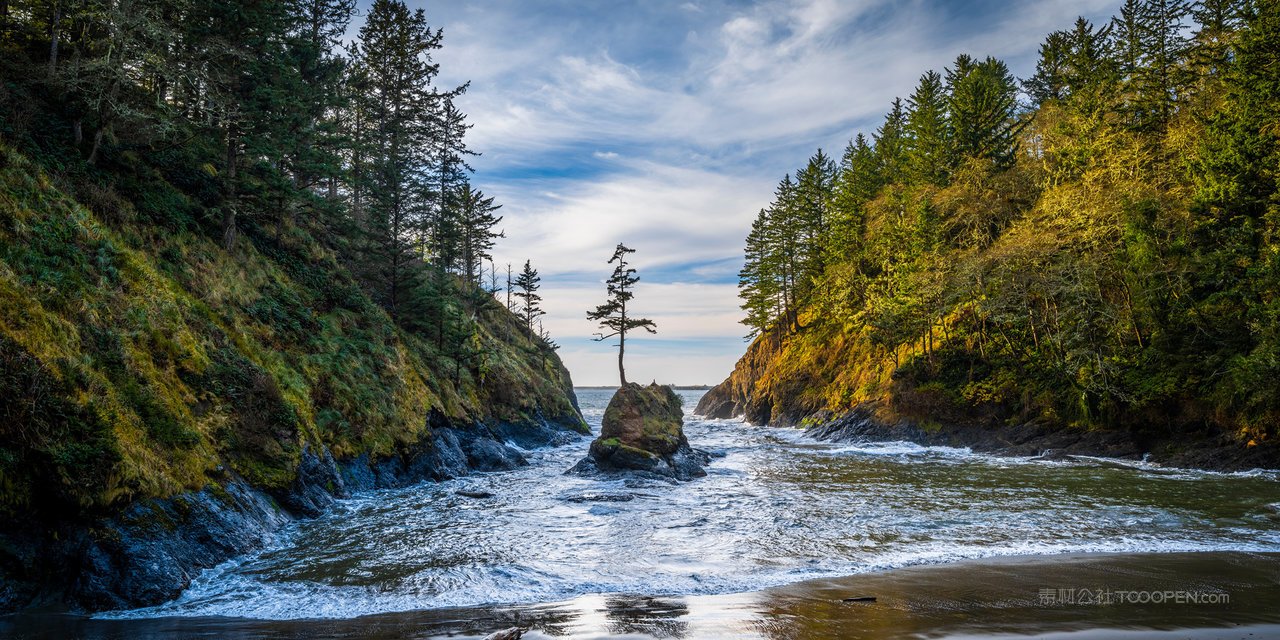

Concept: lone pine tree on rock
[[586, 243, 656, 387], [574, 244, 709, 481]]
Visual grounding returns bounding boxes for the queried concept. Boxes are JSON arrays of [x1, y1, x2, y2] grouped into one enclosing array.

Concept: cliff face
[[696, 329, 785, 424], [697, 317, 1280, 473], [696, 320, 892, 427], [0, 144, 587, 611]]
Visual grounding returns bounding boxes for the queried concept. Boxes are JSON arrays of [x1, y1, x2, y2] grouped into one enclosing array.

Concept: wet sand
[[4, 551, 1279, 639]]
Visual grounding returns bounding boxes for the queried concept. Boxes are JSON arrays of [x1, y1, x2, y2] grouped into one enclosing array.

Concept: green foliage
[[0, 335, 122, 514], [729, 1, 1280, 444], [587, 244, 657, 385], [0, 0, 584, 520]]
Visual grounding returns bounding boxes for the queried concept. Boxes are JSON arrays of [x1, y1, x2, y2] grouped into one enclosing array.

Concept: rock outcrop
[[569, 383, 709, 481], [692, 327, 821, 425], [0, 144, 591, 614], [0, 415, 583, 614]]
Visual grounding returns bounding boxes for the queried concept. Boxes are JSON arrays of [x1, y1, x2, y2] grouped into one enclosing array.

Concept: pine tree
[[1187, 0, 1280, 428], [1187, 0, 1247, 94], [513, 259, 544, 336], [794, 149, 837, 279], [1113, 0, 1191, 132], [457, 182, 504, 286], [1024, 30, 1072, 106], [905, 70, 951, 185], [874, 98, 909, 179], [947, 56, 1024, 166], [173, 0, 292, 248], [348, 0, 440, 321], [830, 134, 881, 258], [427, 96, 474, 262], [1140, 0, 1191, 131], [766, 174, 804, 331], [586, 244, 657, 386], [284, 0, 357, 194], [1063, 17, 1118, 112], [739, 210, 781, 338]]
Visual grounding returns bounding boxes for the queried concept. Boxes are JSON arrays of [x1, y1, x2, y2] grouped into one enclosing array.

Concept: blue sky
[[399, 0, 1120, 386]]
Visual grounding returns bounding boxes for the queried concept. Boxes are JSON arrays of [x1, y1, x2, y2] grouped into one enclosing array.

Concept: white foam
[[92, 398, 1280, 623], [97, 534, 1280, 621], [776, 425, 1280, 481]]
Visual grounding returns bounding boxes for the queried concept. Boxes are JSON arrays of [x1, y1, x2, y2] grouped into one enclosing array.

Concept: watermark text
[[1037, 588, 1229, 606]]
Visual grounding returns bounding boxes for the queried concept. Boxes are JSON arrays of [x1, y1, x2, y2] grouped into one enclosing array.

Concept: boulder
[[568, 383, 710, 481]]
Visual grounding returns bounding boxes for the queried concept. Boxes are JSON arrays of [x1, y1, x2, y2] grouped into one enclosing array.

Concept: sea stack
[[569, 383, 709, 481]]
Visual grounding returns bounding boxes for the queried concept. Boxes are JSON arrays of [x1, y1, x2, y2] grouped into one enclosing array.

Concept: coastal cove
[[4, 1, 1280, 636], [5, 388, 1279, 638]]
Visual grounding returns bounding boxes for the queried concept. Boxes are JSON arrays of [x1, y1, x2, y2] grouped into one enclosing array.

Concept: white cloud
[[414, 0, 1125, 385], [487, 160, 773, 277]]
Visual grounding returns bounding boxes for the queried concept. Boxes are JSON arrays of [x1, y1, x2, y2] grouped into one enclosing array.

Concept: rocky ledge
[[802, 403, 1280, 473], [568, 383, 710, 481], [0, 412, 586, 614]]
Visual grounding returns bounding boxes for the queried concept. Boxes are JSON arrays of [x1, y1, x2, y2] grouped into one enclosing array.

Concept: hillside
[[700, 2, 1280, 471], [0, 138, 586, 608], [0, 0, 586, 611]]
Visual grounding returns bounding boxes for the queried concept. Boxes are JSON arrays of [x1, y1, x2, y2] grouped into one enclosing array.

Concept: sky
[[398, 0, 1121, 386]]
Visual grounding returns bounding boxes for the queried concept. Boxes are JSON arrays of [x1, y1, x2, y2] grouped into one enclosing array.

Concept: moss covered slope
[[0, 143, 585, 522]]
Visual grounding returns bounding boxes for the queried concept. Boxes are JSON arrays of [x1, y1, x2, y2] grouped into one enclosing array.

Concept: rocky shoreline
[[697, 390, 1280, 473], [802, 405, 1280, 473], [0, 413, 586, 614]]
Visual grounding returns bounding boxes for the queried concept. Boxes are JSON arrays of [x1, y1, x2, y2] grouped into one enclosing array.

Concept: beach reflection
[[5, 552, 1280, 639]]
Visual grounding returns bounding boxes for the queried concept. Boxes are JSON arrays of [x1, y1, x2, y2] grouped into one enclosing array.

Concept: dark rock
[[409, 427, 471, 481], [693, 329, 790, 422], [572, 442, 712, 483], [564, 492, 636, 503], [339, 453, 378, 493], [694, 381, 737, 419], [274, 445, 345, 518], [668, 445, 713, 480], [456, 490, 495, 499], [373, 455, 408, 487], [1, 410, 591, 614], [799, 402, 1280, 473], [460, 431, 527, 471], [568, 383, 710, 481], [70, 479, 290, 610], [488, 412, 589, 449]]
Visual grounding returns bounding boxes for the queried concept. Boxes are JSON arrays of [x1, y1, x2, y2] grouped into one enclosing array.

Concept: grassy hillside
[[704, 4, 1280, 458], [0, 142, 584, 522]]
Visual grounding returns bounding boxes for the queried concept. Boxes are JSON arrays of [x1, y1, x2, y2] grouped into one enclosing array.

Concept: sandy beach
[[4, 551, 1279, 639]]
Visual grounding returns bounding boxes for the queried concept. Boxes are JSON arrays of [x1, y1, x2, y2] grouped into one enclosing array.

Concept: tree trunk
[[222, 128, 239, 250], [221, 206, 237, 250], [618, 331, 627, 387], [48, 2, 61, 74], [927, 325, 935, 372], [1120, 279, 1145, 348], [87, 125, 106, 165]]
